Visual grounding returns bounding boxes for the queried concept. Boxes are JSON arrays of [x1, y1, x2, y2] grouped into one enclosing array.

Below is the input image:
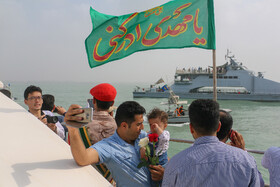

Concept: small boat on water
[[167, 111, 189, 124], [161, 90, 189, 124], [133, 50, 280, 101]]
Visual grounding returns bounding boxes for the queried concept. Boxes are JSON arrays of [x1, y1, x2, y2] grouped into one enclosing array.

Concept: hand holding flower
[[138, 133, 159, 168]]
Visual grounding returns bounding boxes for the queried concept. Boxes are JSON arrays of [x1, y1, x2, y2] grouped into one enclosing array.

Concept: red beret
[[90, 83, 117, 102]]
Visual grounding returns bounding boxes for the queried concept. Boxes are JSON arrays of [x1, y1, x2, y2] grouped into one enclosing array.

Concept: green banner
[[85, 0, 215, 68]]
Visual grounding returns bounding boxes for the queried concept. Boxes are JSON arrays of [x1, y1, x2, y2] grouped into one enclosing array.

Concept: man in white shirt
[[24, 85, 65, 139], [262, 146, 280, 187]]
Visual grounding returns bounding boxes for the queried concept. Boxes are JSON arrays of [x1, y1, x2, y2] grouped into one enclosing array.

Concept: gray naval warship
[[133, 51, 280, 101]]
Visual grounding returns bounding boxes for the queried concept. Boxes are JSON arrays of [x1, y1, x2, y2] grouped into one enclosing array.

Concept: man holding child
[[65, 100, 164, 186]]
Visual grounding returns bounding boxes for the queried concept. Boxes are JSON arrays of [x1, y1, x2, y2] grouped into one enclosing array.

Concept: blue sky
[[1, 0, 280, 84]]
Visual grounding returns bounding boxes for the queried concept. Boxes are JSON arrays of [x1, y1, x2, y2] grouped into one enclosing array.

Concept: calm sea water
[[8, 81, 280, 184]]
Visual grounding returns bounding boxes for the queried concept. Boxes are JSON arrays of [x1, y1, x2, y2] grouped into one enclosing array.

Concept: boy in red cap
[[79, 83, 117, 184]]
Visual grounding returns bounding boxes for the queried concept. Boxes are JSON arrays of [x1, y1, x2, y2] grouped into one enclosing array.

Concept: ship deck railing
[[176, 68, 226, 75]]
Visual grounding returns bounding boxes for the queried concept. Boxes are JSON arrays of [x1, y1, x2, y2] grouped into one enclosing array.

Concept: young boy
[[143, 108, 170, 167]]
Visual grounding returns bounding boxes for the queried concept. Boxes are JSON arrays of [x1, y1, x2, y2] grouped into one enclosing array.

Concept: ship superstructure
[[133, 51, 280, 101]]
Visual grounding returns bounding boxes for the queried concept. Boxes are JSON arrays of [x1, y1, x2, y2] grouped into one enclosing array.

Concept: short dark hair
[[95, 98, 113, 110], [147, 108, 168, 124], [188, 99, 220, 135], [42, 94, 55, 111], [115, 101, 146, 127], [24, 85, 42, 100], [217, 110, 233, 140]]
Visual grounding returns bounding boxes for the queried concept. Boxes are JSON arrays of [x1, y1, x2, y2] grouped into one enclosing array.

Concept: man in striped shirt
[[162, 99, 260, 187], [262, 147, 280, 187]]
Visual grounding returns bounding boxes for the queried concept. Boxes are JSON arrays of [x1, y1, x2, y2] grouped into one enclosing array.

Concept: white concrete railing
[[0, 93, 111, 187]]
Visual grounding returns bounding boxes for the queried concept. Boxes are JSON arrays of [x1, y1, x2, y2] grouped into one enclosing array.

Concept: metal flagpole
[[212, 49, 217, 101]]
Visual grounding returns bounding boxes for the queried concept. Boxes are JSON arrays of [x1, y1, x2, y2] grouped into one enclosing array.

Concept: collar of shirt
[[112, 130, 147, 149], [193, 136, 219, 146], [93, 110, 110, 116]]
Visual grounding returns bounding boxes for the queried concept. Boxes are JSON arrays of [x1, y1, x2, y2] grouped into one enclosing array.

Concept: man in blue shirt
[[162, 99, 260, 187], [65, 101, 164, 186]]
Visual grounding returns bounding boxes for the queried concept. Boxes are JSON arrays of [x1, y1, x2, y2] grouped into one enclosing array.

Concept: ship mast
[[212, 49, 217, 101]]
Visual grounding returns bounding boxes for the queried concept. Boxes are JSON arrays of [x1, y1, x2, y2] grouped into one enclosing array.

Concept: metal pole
[[212, 49, 217, 101], [170, 138, 265, 154]]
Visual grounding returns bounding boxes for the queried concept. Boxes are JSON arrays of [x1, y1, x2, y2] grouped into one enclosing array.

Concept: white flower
[[138, 137, 149, 147]]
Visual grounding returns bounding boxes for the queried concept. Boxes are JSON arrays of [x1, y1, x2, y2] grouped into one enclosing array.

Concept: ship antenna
[[226, 49, 230, 60]]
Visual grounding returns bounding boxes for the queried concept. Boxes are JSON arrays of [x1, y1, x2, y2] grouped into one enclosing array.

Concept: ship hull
[[133, 91, 280, 101], [168, 115, 189, 124]]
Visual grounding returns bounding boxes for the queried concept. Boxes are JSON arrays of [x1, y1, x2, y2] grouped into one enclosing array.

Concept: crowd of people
[[23, 83, 279, 187]]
